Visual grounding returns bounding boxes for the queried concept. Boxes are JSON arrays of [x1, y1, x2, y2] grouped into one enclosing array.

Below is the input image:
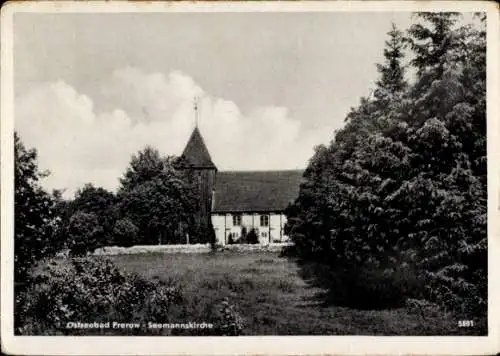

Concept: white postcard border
[[1, 1, 499, 355]]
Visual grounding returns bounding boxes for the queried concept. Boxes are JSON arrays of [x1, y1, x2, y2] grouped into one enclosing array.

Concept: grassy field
[[109, 251, 481, 335]]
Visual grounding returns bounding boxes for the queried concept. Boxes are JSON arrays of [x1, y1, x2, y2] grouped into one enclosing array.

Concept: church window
[[233, 214, 242, 226], [260, 215, 269, 227]]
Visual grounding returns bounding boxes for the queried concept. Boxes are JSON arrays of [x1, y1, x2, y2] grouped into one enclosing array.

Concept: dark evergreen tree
[[285, 14, 486, 316], [407, 12, 461, 77], [402, 12, 487, 315], [286, 21, 408, 266], [375, 23, 408, 102]]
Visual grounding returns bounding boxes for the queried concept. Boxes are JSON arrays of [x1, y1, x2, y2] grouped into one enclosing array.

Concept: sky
[[14, 11, 420, 198]]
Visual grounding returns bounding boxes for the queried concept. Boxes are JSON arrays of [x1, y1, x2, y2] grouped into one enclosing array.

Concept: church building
[[179, 126, 304, 245]]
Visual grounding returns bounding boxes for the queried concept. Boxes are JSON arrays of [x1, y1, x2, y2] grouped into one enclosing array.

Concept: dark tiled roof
[[212, 170, 304, 213], [181, 127, 216, 169]]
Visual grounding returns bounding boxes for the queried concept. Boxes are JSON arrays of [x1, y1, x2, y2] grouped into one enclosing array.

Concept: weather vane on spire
[[193, 96, 199, 128]]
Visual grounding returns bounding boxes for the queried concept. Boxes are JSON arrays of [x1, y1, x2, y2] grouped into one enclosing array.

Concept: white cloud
[[16, 67, 332, 198]]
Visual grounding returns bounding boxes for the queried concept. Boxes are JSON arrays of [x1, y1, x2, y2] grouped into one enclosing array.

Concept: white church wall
[[241, 214, 254, 230], [211, 212, 289, 245], [257, 227, 269, 244], [212, 214, 226, 245], [269, 213, 281, 243], [227, 213, 241, 243]]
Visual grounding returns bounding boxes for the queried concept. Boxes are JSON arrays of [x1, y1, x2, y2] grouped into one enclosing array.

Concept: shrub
[[246, 228, 259, 244], [66, 211, 104, 256], [113, 218, 139, 247], [16, 256, 182, 335], [233, 227, 258, 245], [278, 279, 296, 293], [206, 222, 217, 247], [241, 226, 248, 241], [405, 298, 443, 319], [212, 298, 245, 336]]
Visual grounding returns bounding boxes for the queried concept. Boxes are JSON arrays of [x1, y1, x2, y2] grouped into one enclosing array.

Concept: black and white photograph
[[1, 1, 499, 355]]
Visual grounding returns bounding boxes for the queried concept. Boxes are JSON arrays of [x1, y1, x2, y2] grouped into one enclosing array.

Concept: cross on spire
[[193, 96, 199, 128]]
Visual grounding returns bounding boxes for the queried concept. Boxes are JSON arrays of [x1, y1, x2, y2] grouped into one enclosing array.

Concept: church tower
[[179, 102, 217, 233]]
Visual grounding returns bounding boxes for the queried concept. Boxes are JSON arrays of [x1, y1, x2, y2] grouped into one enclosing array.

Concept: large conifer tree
[[285, 13, 486, 316]]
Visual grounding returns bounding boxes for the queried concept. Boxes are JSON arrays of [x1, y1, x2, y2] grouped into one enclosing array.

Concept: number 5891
[[458, 320, 474, 327]]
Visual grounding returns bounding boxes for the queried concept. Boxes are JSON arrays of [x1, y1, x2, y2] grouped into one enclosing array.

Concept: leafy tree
[[119, 175, 190, 244], [71, 183, 117, 244], [52, 189, 71, 220], [14, 133, 58, 283], [52, 184, 117, 249], [66, 211, 104, 256], [118, 148, 195, 244], [119, 146, 169, 192], [117, 147, 209, 245], [112, 218, 140, 247]]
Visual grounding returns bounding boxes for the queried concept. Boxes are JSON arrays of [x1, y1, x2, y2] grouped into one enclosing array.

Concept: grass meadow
[[108, 251, 480, 335]]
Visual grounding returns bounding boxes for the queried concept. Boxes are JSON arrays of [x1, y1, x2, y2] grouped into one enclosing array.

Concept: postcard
[[1, 1, 499, 355]]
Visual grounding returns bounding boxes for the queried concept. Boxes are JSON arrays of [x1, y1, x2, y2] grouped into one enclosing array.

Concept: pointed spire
[[181, 127, 216, 169]]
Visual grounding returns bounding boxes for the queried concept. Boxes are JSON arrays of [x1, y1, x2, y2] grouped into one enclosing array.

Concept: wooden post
[[269, 214, 271, 244], [224, 214, 227, 245], [280, 213, 283, 241]]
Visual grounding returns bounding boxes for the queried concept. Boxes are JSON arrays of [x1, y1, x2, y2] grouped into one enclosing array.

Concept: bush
[[113, 218, 139, 247], [246, 228, 259, 244], [16, 256, 182, 335], [405, 298, 442, 318], [229, 227, 259, 245], [66, 211, 104, 256], [212, 297, 245, 336]]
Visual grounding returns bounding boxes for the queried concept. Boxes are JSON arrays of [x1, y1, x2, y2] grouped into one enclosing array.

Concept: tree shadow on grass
[[292, 257, 408, 310]]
